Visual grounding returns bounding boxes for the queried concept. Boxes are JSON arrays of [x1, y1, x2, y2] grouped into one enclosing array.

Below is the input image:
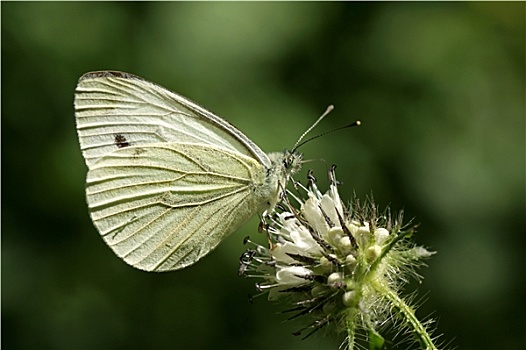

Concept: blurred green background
[[2, 2, 524, 349]]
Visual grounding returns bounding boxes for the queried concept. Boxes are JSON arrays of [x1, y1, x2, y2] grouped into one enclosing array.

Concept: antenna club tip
[[323, 105, 334, 115], [355, 120, 361, 126]]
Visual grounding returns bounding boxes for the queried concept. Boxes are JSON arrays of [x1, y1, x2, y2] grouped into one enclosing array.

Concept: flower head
[[239, 166, 437, 349]]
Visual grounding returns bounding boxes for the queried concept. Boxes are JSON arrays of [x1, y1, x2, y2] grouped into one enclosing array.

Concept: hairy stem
[[345, 307, 359, 350], [373, 281, 438, 350]]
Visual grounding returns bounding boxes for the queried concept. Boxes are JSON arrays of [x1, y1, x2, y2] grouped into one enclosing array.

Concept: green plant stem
[[345, 306, 359, 350], [373, 281, 438, 350]]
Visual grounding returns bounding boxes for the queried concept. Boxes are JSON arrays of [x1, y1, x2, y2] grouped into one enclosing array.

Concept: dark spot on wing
[[114, 134, 130, 148], [133, 148, 146, 157]]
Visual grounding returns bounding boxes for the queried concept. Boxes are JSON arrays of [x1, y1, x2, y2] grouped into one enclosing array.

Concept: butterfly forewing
[[75, 71, 270, 169], [86, 142, 270, 271]]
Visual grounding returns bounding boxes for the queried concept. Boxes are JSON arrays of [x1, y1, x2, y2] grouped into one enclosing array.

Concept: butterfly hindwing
[[86, 142, 269, 271]]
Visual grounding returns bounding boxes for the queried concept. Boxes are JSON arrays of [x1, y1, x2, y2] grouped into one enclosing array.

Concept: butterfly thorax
[[260, 151, 302, 213]]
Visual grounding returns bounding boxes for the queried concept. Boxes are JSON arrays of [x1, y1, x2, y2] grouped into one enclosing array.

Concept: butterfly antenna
[[294, 120, 361, 151], [292, 105, 361, 152], [292, 105, 334, 152]]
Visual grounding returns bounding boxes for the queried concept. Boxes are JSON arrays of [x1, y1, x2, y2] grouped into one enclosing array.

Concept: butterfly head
[[267, 150, 302, 181], [283, 150, 303, 178]]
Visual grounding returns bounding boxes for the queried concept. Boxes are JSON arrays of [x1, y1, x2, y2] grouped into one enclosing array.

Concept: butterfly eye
[[282, 152, 294, 169]]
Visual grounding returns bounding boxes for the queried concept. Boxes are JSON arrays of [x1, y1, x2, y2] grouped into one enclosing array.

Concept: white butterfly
[[75, 71, 304, 272]]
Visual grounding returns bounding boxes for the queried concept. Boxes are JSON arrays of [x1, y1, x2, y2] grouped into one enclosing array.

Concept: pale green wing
[[87, 142, 272, 272], [75, 71, 270, 169]]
